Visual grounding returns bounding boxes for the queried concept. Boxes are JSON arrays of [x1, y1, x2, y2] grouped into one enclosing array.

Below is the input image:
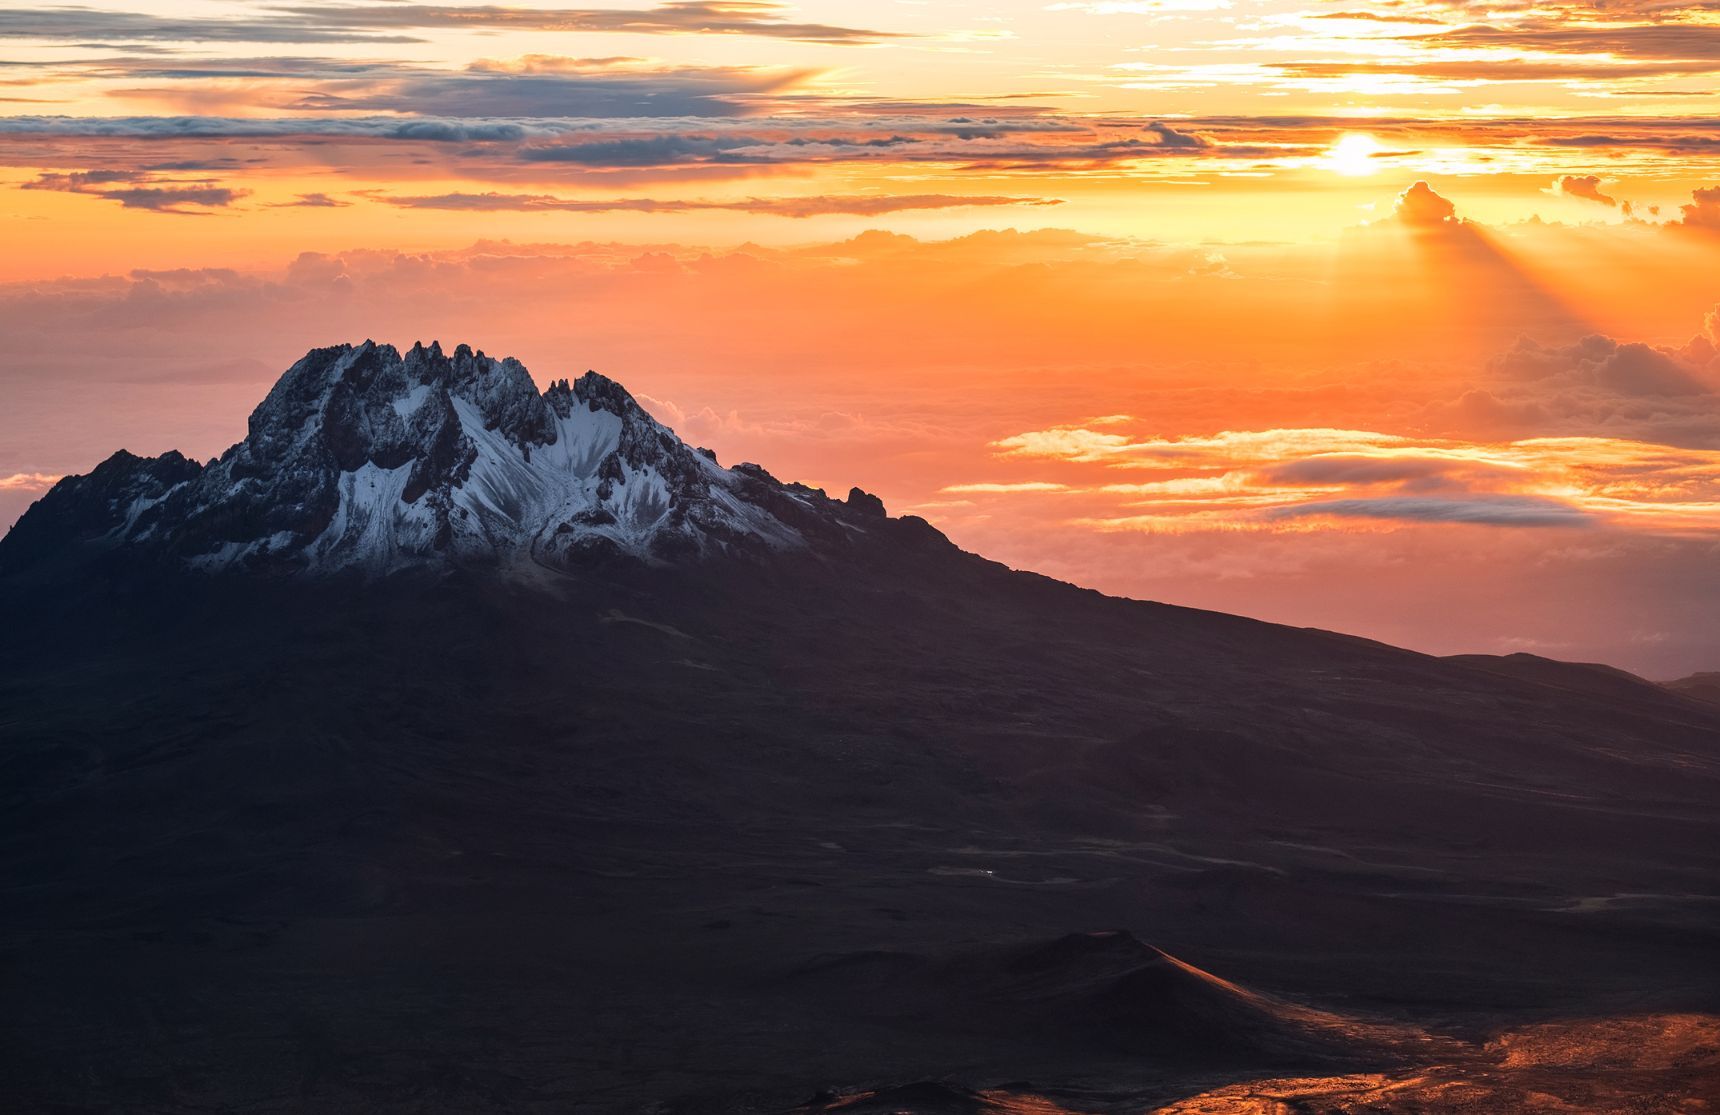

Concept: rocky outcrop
[[0, 341, 941, 577]]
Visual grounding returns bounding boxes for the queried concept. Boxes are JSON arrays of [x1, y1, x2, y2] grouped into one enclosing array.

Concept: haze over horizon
[[4, 0, 1720, 674], [5, 9, 1720, 1110]]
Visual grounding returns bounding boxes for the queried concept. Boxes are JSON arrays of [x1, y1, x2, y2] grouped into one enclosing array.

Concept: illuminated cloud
[[942, 482, 1071, 493], [4, 0, 1720, 676], [1676, 186, 1720, 230], [985, 419, 1720, 534], [1048, 1, 1232, 12], [0, 472, 60, 491], [1393, 181, 1459, 226], [978, 308, 1720, 539], [5, 107, 1720, 192], [1552, 175, 1618, 207]]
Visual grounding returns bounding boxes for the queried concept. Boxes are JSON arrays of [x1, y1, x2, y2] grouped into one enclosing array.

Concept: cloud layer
[[0, 1, 902, 45]]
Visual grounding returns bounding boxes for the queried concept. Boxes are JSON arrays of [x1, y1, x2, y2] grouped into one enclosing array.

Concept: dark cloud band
[[0, 1, 902, 46]]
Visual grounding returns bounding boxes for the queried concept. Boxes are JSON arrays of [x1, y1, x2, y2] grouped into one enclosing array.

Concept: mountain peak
[[2, 341, 940, 578]]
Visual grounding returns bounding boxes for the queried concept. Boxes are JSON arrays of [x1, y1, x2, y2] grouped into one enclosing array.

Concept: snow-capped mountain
[[1, 341, 926, 575]]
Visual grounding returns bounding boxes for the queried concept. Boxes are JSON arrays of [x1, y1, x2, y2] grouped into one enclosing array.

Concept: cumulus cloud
[[1428, 315, 1720, 449], [1141, 121, 1211, 149], [1492, 333, 1712, 397], [1675, 185, 1720, 230], [1392, 180, 1459, 226], [1552, 174, 1618, 207]]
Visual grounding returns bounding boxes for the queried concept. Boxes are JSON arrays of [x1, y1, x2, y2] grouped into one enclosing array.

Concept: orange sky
[[3, 1, 1720, 673]]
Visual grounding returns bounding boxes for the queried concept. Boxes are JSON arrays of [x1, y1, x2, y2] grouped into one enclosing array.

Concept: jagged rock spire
[[1, 342, 943, 578]]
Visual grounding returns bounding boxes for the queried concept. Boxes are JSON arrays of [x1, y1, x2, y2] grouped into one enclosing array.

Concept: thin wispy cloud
[[382, 191, 1063, 217], [266, 2, 908, 45], [21, 169, 246, 212], [0, 1, 904, 46]]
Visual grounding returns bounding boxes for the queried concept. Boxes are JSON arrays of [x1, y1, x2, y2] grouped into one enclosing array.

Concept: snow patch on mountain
[[1, 340, 934, 578]]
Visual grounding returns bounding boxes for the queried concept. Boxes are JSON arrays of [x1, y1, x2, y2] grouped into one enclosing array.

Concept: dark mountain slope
[[1667, 671, 1720, 706], [1, 344, 1717, 1112]]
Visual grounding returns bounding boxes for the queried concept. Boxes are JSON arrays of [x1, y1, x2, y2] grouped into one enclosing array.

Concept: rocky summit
[[0, 340, 922, 577], [3, 342, 1719, 1114]]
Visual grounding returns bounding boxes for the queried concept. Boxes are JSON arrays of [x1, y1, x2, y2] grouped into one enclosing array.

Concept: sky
[[2, 0, 1720, 676]]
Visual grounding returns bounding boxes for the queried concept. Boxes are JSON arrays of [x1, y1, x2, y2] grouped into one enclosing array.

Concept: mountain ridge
[[3, 339, 1719, 1112], [0, 340, 934, 578]]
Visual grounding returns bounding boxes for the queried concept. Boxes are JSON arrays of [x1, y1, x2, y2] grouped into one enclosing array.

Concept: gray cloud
[[0, 2, 901, 47], [1140, 121, 1210, 149], [0, 114, 545, 139], [1493, 333, 1711, 396], [382, 190, 1064, 217], [0, 7, 419, 44], [1426, 22, 1720, 62], [517, 125, 1248, 169], [285, 60, 814, 118], [1552, 174, 1617, 206], [1545, 132, 1720, 152], [1431, 316, 1720, 448], [1279, 58, 1720, 81], [1267, 496, 1594, 527], [520, 134, 773, 165], [20, 169, 245, 212], [270, 192, 349, 208], [1264, 456, 1485, 487], [265, 2, 905, 45]]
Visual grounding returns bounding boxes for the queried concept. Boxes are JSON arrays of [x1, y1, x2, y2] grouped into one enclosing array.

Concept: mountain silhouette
[[2, 343, 1717, 1112]]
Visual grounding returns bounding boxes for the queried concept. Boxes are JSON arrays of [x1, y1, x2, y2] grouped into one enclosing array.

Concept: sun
[[1325, 133, 1383, 177]]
